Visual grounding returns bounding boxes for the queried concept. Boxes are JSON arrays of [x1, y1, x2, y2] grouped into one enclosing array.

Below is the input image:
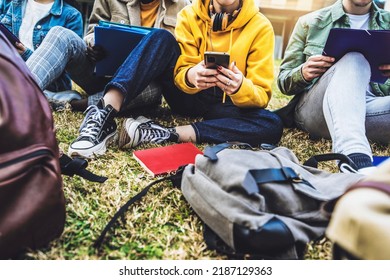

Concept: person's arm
[[64, 9, 84, 38], [174, 8, 218, 94], [225, 19, 275, 108], [84, 0, 111, 47], [277, 18, 314, 96], [18, 9, 83, 61]]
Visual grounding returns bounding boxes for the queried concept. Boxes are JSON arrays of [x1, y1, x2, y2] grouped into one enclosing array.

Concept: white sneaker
[[118, 116, 178, 149]]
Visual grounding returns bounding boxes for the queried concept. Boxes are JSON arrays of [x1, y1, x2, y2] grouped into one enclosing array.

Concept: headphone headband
[[209, 0, 241, 32]]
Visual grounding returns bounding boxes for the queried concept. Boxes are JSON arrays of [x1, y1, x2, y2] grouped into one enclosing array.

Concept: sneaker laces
[[138, 123, 171, 144], [78, 105, 109, 139]]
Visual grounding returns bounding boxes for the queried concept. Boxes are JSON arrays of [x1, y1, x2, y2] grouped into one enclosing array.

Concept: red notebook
[[133, 143, 203, 177]]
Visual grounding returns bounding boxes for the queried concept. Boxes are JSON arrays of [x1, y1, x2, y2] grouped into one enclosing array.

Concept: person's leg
[[103, 29, 181, 110], [120, 99, 283, 149], [26, 26, 94, 91], [295, 52, 373, 170], [69, 29, 180, 158], [365, 89, 390, 143], [191, 104, 283, 146]]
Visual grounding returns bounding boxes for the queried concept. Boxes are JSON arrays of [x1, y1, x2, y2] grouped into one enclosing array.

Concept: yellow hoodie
[[174, 0, 275, 108]]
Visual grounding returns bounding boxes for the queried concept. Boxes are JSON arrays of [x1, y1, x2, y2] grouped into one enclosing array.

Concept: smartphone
[[204, 51, 230, 69], [0, 22, 21, 45]]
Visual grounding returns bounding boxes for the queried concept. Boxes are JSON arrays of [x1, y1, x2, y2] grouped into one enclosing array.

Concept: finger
[[307, 59, 333, 68], [231, 63, 241, 74], [379, 65, 390, 71], [202, 68, 219, 77], [381, 71, 390, 78]]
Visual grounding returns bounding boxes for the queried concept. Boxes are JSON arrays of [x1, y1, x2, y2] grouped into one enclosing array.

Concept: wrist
[[185, 69, 195, 88], [300, 66, 311, 83]]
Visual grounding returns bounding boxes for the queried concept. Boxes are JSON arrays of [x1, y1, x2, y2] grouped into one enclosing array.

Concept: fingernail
[[233, 61, 236, 66], [217, 66, 222, 70]]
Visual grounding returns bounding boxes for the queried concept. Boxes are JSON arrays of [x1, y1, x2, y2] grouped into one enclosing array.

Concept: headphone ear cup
[[211, 13, 216, 31], [217, 13, 223, 31], [213, 13, 220, 31]]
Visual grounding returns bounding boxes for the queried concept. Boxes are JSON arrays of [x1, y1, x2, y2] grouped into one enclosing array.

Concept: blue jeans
[[295, 52, 390, 158], [107, 29, 283, 146]]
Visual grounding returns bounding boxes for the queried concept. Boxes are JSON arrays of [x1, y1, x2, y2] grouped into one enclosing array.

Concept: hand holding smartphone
[[204, 51, 230, 69], [0, 23, 21, 45]]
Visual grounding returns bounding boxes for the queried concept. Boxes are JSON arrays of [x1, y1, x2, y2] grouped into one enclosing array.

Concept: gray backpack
[[94, 143, 363, 259], [181, 144, 364, 259]]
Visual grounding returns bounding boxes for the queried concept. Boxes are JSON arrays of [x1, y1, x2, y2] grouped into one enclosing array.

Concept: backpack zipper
[[0, 149, 52, 170]]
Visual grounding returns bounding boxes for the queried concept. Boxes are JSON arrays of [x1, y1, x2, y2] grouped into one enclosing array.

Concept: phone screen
[[204, 51, 230, 69]]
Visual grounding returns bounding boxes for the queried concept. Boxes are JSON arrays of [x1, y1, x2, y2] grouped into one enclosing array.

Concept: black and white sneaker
[[118, 116, 178, 149], [68, 99, 117, 158]]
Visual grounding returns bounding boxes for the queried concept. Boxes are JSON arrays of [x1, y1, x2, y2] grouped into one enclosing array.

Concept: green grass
[[21, 67, 390, 260]]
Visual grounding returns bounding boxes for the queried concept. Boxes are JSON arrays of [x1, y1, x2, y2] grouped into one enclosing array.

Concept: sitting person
[[277, 0, 390, 174], [0, 0, 83, 94], [23, 0, 189, 111], [67, 0, 283, 158]]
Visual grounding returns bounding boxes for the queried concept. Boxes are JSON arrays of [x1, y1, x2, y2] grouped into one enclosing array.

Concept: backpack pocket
[[0, 145, 65, 259]]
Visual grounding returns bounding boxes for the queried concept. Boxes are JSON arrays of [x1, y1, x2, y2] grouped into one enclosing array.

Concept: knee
[[338, 52, 370, 76], [149, 29, 175, 41], [46, 26, 73, 40], [148, 29, 179, 51], [45, 26, 80, 45]]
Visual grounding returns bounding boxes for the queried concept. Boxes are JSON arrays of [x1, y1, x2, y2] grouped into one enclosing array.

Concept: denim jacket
[[0, 0, 83, 61], [278, 0, 390, 97]]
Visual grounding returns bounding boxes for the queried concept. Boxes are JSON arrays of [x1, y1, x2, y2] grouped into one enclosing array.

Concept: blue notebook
[[94, 21, 153, 77], [373, 156, 390, 166], [323, 28, 390, 84]]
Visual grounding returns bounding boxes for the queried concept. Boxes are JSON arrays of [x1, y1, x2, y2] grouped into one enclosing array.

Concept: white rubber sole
[[68, 131, 117, 159]]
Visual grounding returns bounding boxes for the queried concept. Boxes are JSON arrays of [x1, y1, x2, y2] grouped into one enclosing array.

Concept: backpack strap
[[303, 153, 357, 170], [59, 154, 108, 183], [242, 168, 303, 194], [93, 169, 183, 248], [241, 167, 333, 202], [204, 142, 254, 161]]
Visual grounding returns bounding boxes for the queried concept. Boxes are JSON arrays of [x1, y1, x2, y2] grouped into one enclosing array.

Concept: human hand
[[379, 64, 390, 78], [215, 61, 243, 95], [186, 60, 219, 90], [15, 42, 26, 55], [86, 45, 105, 63], [301, 55, 335, 82]]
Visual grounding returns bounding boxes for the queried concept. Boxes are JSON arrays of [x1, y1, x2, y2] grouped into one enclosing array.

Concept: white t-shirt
[[19, 0, 53, 49], [347, 13, 370, 30]]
